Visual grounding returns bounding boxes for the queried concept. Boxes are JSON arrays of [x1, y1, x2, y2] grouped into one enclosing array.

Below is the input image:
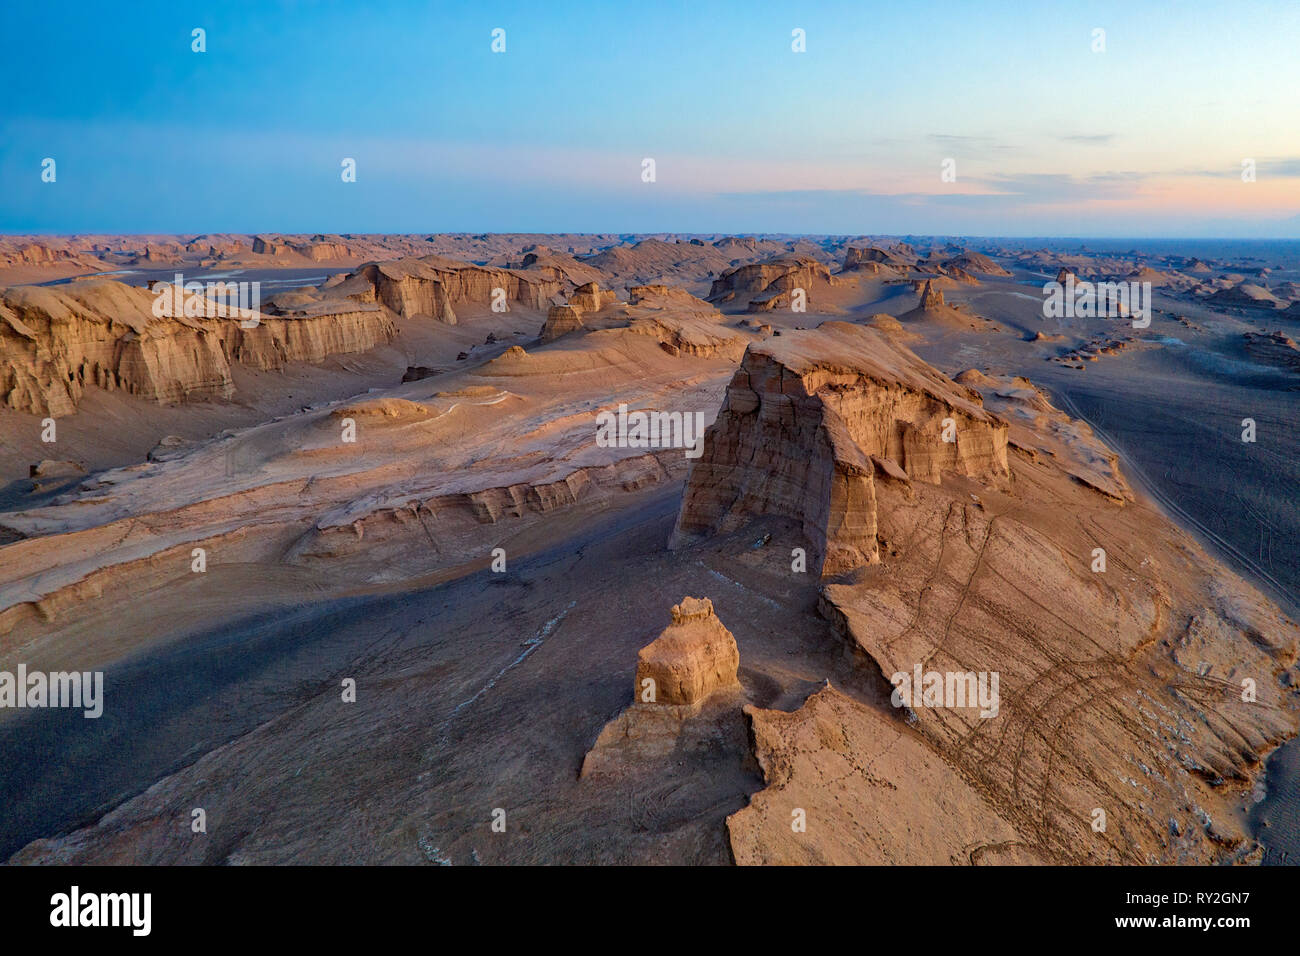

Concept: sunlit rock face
[[671, 322, 1008, 576]]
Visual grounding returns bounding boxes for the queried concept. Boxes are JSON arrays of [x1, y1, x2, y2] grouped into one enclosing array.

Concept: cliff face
[[671, 322, 1008, 576], [1, 283, 229, 416], [339, 257, 564, 324], [296, 241, 352, 261], [228, 304, 395, 371], [702, 328, 1298, 865], [0, 281, 396, 415]]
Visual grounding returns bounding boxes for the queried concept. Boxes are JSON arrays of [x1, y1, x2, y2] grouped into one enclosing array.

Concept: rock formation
[[567, 281, 617, 312], [1243, 330, 1300, 373], [1205, 282, 1282, 310], [899, 280, 1000, 331], [727, 684, 1035, 865], [129, 243, 183, 266], [625, 284, 720, 317], [841, 245, 908, 271], [537, 282, 621, 343], [918, 278, 945, 310], [671, 322, 1009, 576], [335, 256, 563, 323], [635, 597, 740, 706], [940, 252, 1012, 277], [707, 255, 836, 308], [720, 346, 1297, 865], [580, 597, 742, 778], [0, 240, 102, 272], [539, 304, 585, 343], [0, 280, 396, 416], [954, 369, 1132, 502]]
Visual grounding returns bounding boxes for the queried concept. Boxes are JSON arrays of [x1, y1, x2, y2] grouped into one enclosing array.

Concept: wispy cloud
[[1181, 158, 1300, 178], [926, 134, 1016, 157], [954, 172, 1146, 203]]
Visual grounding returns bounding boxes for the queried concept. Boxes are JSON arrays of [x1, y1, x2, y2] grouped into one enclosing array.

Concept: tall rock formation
[[580, 597, 742, 778], [634, 597, 741, 706], [671, 322, 1008, 576], [539, 304, 585, 343], [567, 281, 617, 312], [919, 278, 945, 310]]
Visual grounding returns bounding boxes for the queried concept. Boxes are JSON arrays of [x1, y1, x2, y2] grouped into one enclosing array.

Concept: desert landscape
[[1, 2, 1298, 884], [0, 232, 1297, 866]]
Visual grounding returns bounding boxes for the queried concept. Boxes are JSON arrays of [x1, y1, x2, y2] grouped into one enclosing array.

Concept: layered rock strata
[[0, 281, 395, 416], [335, 256, 563, 323], [671, 322, 1009, 575]]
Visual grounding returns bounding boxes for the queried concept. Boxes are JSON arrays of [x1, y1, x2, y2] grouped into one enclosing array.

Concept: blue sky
[[2, 0, 1298, 236]]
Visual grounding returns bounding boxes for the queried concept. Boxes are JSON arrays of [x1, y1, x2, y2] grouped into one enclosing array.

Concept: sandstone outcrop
[[1243, 330, 1300, 373], [539, 304, 585, 343], [233, 297, 394, 371], [538, 282, 621, 343], [0, 280, 396, 415], [727, 684, 1034, 865], [130, 243, 183, 266], [718, 349, 1297, 864], [955, 369, 1132, 501], [251, 235, 295, 257], [1206, 282, 1282, 310], [580, 597, 742, 778], [635, 597, 740, 706], [841, 245, 908, 271], [1, 282, 233, 415], [627, 284, 716, 312], [0, 240, 102, 272], [708, 255, 836, 309], [900, 280, 1000, 331], [294, 240, 352, 262], [937, 264, 980, 285], [940, 252, 1011, 277], [671, 322, 1009, 576], [336, 256, 563, 323], [568, 281, 617, 312], [811, 478, 1298, 864], [625, 314, 747, 360], [918, 278, 945, 310], [862, 312, 920, 341]]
